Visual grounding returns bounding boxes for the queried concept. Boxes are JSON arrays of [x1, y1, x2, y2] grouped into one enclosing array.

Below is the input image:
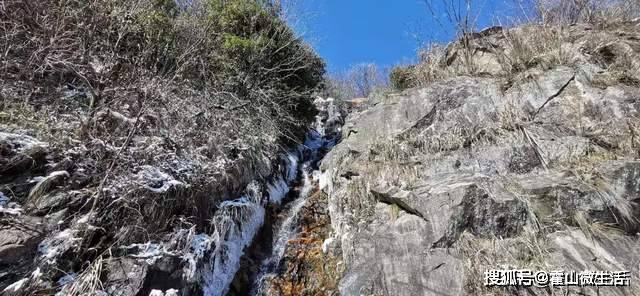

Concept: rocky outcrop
[[319, 22, 640, 296], [261, 190, 341, 296]]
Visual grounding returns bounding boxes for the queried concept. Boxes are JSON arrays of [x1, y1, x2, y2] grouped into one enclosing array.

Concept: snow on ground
[[126, 242, 176, 265], [57, 273, 76, 286], [135, 166, 185, 193], [37, 229, 77, 263], [3, 278, 27, 293], [284, 152, 299, 182], [0, 132, 48, 152], [0, 203, 23, 215], [182, 232, 213, 281]]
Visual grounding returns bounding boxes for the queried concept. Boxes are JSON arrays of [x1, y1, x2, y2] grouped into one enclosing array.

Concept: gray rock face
[[371, 174, 529, 248], [320, 28, 640, 294], [0, 216, 44, 290], [339, 202, 464, 296], [545, 229, 640, 296], [103, 258, 149, 296], [0, 217, 44, 264]]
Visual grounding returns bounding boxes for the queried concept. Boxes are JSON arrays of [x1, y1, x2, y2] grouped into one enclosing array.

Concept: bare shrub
[[413, 44, 452, 85], [534, 0, 640, 25], [389, 65, 417, 90], [409, 0, 640, 87], [0, 0, 326, 290], [497, 24, 570, 74], [325, 63, 388, 99]]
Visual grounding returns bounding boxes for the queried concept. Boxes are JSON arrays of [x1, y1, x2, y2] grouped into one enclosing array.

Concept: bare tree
[[327, 63, 388, 99]]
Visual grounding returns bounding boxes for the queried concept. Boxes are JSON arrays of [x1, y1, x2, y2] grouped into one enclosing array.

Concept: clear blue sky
[[288, 0, 526, 74]]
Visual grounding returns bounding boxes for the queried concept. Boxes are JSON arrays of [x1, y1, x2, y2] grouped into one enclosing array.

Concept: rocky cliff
[[316, 21, 640, 296], [3, 3, 640, 296]]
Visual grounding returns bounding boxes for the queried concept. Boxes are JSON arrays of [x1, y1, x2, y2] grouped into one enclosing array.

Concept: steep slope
[[319, 21, 640, 296], [0, 0, 329, 295]]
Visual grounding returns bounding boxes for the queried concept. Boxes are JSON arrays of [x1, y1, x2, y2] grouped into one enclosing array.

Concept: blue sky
[[287, 0, 527, 74]]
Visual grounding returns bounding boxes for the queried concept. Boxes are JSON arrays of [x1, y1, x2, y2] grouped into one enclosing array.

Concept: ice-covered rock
[[135, 166, 185, 193], [0, 132, 48, 153]]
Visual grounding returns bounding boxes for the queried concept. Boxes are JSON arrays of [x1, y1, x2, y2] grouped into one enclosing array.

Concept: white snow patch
[[57, 273, 76, 286], [322, 237, 335, 254], [190, 234, 212, 257], [148, 289, 178, 296], [283, 153, 299, 182], [0, 132, 47, 152], [128, 242, 173, 265], [264, 150, 304, 205], [76, 214, 90, 224], [48, 170, 71, 178], [31, 268, 42, 279], [38, 229, 77, 262], [182, 233, 213, 281], [317, 170, 331, 191], [0, 192, 9, 206], [3, 278, 28, 292], [136, 166, 185, 193], [0, 203, 23, 216], [29, 176, 46, 183]]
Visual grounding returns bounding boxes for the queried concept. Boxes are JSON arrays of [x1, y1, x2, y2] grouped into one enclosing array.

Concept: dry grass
[[342, 176, 376, 223], [578, 172, 639, 230], [401, 0, 640, 89], [459, 228, 553, 295], [61, 256, 105, 296], [501, 25, 574, 74], [535, 0, 640, 25], [27, 170, 70, 205], [411, 44, 454, 86], [409, 24, 573, 87], [496, 97, 530, 131]]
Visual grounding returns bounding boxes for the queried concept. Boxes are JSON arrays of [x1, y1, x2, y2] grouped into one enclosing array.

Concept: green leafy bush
[[135, 0, 180, 72], [169, 0, 326, 130]]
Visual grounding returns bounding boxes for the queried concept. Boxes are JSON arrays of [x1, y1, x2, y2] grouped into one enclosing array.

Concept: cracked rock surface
[[319, 23, 640, 296]]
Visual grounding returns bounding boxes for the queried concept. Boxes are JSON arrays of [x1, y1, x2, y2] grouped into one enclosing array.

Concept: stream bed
[[201, 97, 342, 296]]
